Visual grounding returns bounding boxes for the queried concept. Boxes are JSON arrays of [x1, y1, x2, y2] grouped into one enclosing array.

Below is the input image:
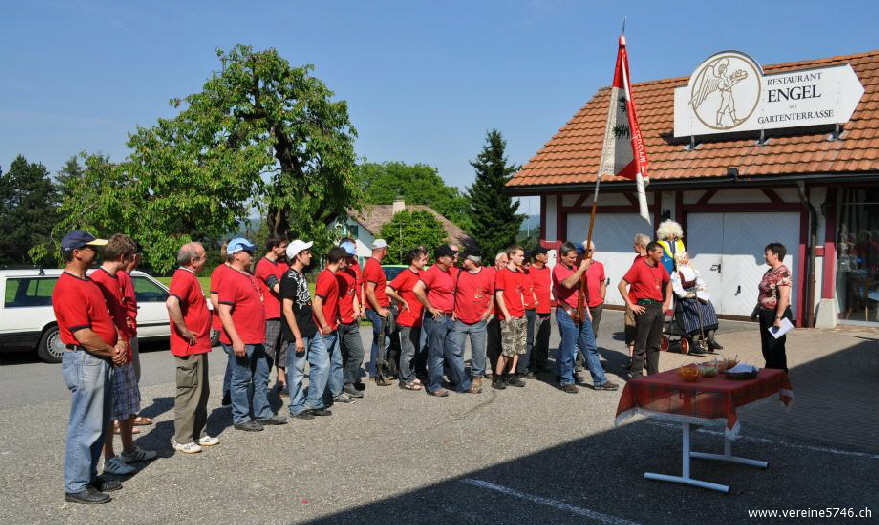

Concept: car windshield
[[382, 267, 406, 281]]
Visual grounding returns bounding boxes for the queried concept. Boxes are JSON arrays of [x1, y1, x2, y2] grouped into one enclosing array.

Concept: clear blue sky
[[1, 0, 877, 216]]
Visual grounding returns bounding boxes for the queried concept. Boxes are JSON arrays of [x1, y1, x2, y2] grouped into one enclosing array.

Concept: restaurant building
[[506, 50, 879, 328]]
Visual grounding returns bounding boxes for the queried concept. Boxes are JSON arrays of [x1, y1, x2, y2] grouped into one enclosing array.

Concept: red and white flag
[[598, 34, 651, 223]]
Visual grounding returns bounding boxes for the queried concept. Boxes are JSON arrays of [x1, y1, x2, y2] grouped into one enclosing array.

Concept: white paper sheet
[[767, 317, 794, 339]]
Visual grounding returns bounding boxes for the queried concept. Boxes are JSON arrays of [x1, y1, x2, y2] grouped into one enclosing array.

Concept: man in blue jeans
[[281, 239, 333, 419], [551, 242, 619, 393], [217, 238, 287, 431], [363, 239, 395, 384], [451, 251, 495, 394], [53, 230, 126, 504]]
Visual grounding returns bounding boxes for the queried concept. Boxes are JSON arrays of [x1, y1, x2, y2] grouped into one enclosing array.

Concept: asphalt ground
[[0, 311, 877, 524]]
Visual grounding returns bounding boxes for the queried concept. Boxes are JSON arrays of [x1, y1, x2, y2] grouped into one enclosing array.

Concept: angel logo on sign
[[688, 52, 761, 130]]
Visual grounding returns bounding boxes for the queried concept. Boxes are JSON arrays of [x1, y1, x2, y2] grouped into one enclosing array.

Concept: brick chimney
[[392, 198, 406, 214]]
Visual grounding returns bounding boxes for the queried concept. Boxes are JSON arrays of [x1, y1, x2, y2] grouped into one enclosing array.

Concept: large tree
[[55, 155, 85, 198], [0, 155, 60, 266], [466, 130, 523, 257], [358, 161, 472, 231], [379, 210, 448, 265]]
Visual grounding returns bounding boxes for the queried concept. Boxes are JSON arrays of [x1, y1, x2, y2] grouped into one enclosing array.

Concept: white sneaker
[[172, 440, 202, 454], [198, 435, 220, 447], [104, 455, 137, 475]]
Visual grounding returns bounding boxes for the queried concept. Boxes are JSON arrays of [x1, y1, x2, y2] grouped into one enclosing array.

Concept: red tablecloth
[[615, 368, 793, 438]]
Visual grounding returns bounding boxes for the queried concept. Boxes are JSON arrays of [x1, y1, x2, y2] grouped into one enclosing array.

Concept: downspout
[[796, 181, 817, 327]]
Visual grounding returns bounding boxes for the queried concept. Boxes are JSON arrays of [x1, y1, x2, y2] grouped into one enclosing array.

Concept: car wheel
[[37, 325, 65, 363], [211, 329, 220, 347]]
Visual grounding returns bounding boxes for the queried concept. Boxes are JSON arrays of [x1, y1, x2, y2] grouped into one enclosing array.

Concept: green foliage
[[0, 155, 61, 266], [379, 210, 447, 265], [466, 130, 524, 257], [358, 161, 472, 232], [55, 155, 85, 198]]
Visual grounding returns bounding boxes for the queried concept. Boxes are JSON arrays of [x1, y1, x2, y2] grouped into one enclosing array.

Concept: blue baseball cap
[[340, 241, 356, 255], [227, 237, 257, 254], [61, 230, 107, 252]]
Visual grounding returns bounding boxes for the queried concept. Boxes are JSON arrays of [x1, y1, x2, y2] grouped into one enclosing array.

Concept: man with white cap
[[363, 238, 394, 384], [281, 240, 332, 419], [338, 240, 366, 398], [217, 237, 287, 431]]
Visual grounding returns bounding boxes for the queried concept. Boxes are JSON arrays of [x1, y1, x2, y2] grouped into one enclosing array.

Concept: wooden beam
[[696, 189, 717, 206]]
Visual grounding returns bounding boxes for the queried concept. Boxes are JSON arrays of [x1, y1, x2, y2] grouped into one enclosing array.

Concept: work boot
[[706, 331, 724, 350]]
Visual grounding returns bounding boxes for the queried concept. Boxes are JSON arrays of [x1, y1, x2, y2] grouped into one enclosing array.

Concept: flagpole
[[575, 173, 601, 326]]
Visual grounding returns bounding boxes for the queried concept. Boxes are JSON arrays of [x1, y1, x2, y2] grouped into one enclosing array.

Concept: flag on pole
[[598, 34, 651, 224]]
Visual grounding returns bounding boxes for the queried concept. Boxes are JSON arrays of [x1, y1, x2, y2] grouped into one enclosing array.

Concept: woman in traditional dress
[[656, 220, 686, 274], [670, 252, 722, 353]]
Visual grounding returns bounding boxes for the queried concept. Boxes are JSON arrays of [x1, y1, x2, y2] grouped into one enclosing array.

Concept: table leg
[[644, 422, 730, 493], [690, 432, 769, 468]]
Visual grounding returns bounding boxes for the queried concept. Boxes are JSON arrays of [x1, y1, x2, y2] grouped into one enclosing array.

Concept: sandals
[[132, 416, 152, 426], [399, 381, 423, 391]]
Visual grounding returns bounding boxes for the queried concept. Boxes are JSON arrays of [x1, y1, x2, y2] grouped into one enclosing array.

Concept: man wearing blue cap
[[216, 238, 287, 431], [54, 230, 126, 503], [338, 241, 366, 398]]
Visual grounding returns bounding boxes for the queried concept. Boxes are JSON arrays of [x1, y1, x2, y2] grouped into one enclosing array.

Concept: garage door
[[566, 212, 653, 307], [687, 212, 799, 316]]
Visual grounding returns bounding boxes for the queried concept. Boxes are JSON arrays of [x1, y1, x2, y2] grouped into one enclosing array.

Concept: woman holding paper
[[755, 243, 794, 372]]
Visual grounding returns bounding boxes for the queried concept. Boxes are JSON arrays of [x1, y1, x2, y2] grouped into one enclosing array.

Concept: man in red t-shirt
[[210, 251, 235, 406], [493, 245, 529, 390], [525, 246, 552, 374], [517, 251, 540, 378], [413, 244, 472, 396], [337, 241, 366, 398], [485, 251, 508, 377], [363, 239, 393, 382], [387, 249, 428, 390], [314, 247, 355, 405], [54, 230, 125, 504], [166, 242, 218, 454], [451, 250, 494, 393], [217, 237, 285, 431], [619, 241, 673, 378], [254, 236, 290, 394]]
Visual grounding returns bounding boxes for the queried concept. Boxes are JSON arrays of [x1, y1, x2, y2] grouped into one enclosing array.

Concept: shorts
[[624, 305, 637, 346], [110, 361, 141, 420], [264, 319, 287, 367], [500, 316, 527, 357]]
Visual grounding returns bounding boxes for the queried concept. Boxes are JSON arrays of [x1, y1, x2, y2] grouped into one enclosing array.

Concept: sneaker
[[65, 487, 111, 504], [689, 348, 709, 357], [507, 376, 526, 387], [198, 435, 220, 447], [594, 380, 620, 391], [279, 386, 290, 398], [332, 394, 356, 404], [257, 415, 288, 425], [234, 420, 264, 432], [308, 408, 333, 417], [428, 388, 450, 397], [294, 410, 315, 420], [354, 381, 367, 391], [172, 441, 202, 454], [343, 384, 365, 398], [221, 394, 232, 407], [492, 377, 507, 390], [90, 476, 122, 492], [119, 447, 158, 463], [560, 383, 579, 394], [103, 456, 136, 475], [522, 371, 536, 379]]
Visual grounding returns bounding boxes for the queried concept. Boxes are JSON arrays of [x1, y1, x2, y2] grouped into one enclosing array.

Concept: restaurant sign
[[673, 50, 864, 137]]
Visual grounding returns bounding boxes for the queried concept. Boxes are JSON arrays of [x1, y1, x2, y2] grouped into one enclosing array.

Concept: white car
[[0, 268, 180, 363]]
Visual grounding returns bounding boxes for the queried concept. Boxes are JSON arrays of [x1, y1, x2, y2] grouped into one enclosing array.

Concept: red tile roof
[[509, 50, 879, 189], [347, 204, 471, 245]]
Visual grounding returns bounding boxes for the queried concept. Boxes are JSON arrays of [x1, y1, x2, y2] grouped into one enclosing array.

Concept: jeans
[[222, 343, 233, 399], [556, 309, 607, 387], [365, 309, 390, 377], [62, 350, 111, 493], [287, 336, 329, 415], [632, 301, 664, 377], [531, 313, 552, 371], [323, 332, 343, 400], [224, 343, 273, 424], [338, 321, 365, 386], [398, 325, 421, 383], [453, 319, 487, 378], [423, 313, 471, 393], [518, 309, 537, 373]]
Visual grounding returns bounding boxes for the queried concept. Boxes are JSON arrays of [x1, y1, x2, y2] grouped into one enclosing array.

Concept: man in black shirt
[[281, 240, 332, 419]]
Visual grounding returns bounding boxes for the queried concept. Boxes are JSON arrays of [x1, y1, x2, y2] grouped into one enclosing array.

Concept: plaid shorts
[[110, 361, 141, 420], [500, 316, 527, 357], [263, 319, 285, 364]]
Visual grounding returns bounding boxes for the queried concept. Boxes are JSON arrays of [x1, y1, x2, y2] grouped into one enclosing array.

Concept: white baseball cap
[[372, 239, 388, 249], [286, 239, 314, 259]]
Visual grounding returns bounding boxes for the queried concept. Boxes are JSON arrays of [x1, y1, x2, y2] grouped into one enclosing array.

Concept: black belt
[[65, 344, 85, 352], [636, 299, 663, 306]]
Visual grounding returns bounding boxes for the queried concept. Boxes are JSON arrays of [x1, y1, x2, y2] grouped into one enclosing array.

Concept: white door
[[688, 212, 799, 317], [566, 212, 653, 307]]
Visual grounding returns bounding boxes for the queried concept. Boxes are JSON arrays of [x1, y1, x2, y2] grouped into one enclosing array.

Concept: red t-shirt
[[168, 268, 212, 356], [389, 268, 424, 327], [349, 260, 364, 304], [337, 268, 359, 324], [495, 267, 526, 320], [622, 258, 670, 302], [255, 257, 288, 319], [454, 268, 494, 324], [52, 272, 117, 347], [363, 257, 389, 309], [420, 264, 456, 314], [314, 268, 340, 330], [584, 260, 606, 308], [217, 269, 266, 345], [210, 264, 233, 333], [89, 267, 131, 339], [522, 268, 537, 310], [118, 271, 137, 335], [552, 262, 580, 310], [529, 265, 552, 315]]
